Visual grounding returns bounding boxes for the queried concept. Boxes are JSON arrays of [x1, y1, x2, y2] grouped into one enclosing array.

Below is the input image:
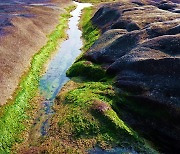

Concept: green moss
[[65, 5, 77, 13], [57, 82, 113, 143], [56, 81, 157, 153], [65, 82, 114, 106], [66, 7, 105, 81], [105, 109, 137, 137], [68, 110, 100, 137], [0, 5, 76, 153], [80, 6, 100, 53], [66, 61, 106, 81], [63, 82, 115, 139]]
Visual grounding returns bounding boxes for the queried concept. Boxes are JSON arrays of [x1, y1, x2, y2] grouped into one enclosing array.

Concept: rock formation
[[83, 0, 180, 152], [0, 0, 71, 105]]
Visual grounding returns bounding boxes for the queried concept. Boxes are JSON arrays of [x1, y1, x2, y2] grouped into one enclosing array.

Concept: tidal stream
[[31, 2, 137, 153], [31, 2, 92, 139]]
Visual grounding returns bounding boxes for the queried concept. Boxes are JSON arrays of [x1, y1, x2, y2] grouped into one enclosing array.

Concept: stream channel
[[31, 2, 92, 140], [31, 2, 137, 153]]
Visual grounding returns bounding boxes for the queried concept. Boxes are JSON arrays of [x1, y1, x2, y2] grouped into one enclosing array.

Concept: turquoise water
[[39, 2, 92, 101]]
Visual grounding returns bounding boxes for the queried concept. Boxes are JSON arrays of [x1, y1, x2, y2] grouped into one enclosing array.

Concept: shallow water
[[37, 2, 92, 136]]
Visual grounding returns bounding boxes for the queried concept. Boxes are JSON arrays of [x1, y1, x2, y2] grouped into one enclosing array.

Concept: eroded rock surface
[[0, 0, 71, 105], [83, 0, 180, 152]]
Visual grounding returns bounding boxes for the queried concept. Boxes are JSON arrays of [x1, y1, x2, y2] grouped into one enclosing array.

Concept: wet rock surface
[[84, 0, 180, 152]]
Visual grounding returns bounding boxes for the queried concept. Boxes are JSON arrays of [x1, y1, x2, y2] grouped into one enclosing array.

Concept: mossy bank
[[30, 6, 158, 153], [60, 6, 157, 153], [0, 5, 76, 153]]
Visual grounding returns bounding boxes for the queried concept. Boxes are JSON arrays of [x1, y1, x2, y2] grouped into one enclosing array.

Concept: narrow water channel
[[31, 2, 92, 139], [30, 3, 139, 153]]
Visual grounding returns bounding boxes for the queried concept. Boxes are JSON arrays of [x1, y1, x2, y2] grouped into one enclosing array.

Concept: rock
[[110, 19, 130, 29], [122, 94, 180, 153], [173, 9, 180, 13], [168, 24, 180, 34], [85, 30, 148, 63], [141, 34, 180, 55], [126, 21, 140, 31], [92, 100, 111, 113], [155, 0, 180, 13], [116, 79, 149, 94], [145, 19, 180, 37], [86, 29, 127, 59], [91, 1, 180, 35], [84, 1, 180, 152], [91, 5, 121, 32], [157, 1, 177, 10]]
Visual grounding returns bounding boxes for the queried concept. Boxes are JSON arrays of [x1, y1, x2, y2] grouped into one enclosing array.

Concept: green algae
[[79, 6, 100, 54], [0, 5, 76, 153], [66, 7, 104, 81], [55, 81, 157, 153], [66, 61, 106, 81]]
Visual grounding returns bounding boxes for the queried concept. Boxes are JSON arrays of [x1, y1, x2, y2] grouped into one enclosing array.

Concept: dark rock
[[88, 29, 128, 55], [167, 24, 180, 34], [173, 9, 180, 13], [122, 7, 140, 13], [155, 0, 180, 13], [108, 57, 180, 76], [91, 6, 121, 32], [115, 70, 180, 104], [145, 20, 180, 38], [120, 94, 180, 153], [92, 0, 180, 35], [85, 30, 148, 63], [116, 80, 149, 94], [85, 1, 180, 152], [141, 34, 180, 55], [131, 1, 145, 6], [158, 2, 177, 11], [126, 22, 140, 31], [111, 19, 130, 29], [0, 18, 13, 27]]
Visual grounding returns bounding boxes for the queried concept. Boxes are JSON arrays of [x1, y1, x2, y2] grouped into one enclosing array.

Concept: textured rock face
[[84, 0, 180, 152], [0, 0, 71, 105]]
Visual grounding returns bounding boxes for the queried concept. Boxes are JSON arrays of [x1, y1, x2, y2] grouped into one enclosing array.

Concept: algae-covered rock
[[82, 1, 180, 152]]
